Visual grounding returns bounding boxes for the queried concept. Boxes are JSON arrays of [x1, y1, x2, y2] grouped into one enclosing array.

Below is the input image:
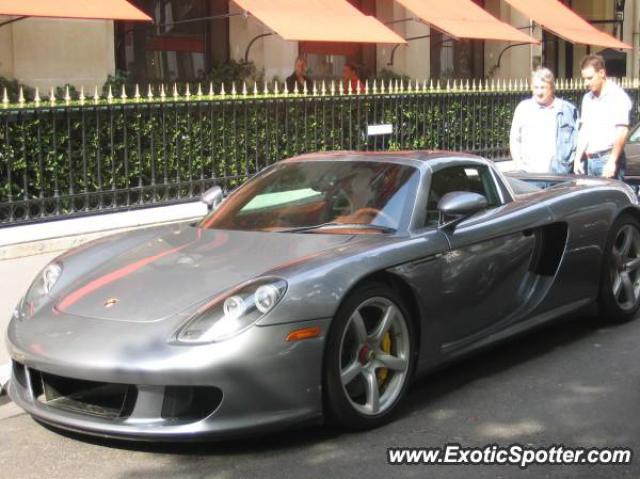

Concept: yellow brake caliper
[[376, 332, 392, 387]]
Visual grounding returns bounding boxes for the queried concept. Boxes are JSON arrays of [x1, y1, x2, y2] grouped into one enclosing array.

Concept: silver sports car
[[7, 151, 640, 440]]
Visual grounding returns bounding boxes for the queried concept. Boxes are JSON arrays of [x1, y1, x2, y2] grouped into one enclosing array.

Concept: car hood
[[53, 226, 354, 322]]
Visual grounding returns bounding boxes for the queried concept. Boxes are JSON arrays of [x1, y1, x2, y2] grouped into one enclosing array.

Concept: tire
[[323, 282, 415, 430], [598, 214, 640, 323]]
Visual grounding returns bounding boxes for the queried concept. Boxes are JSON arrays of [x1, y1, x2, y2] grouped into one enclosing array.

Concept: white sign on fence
[[367, 124, 393, 136]]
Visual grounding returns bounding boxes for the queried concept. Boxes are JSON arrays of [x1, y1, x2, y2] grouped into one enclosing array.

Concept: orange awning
[[0, 0, 151, 22], [504, 0, 631, 50], [233, 0, 406, 44], [395, 0, 538, 43]]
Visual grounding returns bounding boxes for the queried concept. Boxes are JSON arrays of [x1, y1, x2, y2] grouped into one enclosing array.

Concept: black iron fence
[[1, 79, 639, 226]]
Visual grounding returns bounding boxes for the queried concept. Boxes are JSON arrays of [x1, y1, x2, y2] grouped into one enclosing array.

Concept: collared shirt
[[509, 97, 562, 173], [581, 80, 632, 154]]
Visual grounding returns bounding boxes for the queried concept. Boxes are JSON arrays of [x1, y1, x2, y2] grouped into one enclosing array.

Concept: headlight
[[18, 262, 62, 319], [176, 278, 287, 343], [42, 263, 62, 294]]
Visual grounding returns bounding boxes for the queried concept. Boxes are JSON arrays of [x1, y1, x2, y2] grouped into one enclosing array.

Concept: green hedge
[[1, 85, 638, 224]]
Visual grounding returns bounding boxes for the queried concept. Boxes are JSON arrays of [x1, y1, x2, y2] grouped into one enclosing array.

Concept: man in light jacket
[[510, 67, 578, 174]]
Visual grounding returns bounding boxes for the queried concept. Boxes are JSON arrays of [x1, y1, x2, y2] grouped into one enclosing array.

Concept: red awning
[[0, 0, 151, 22], [395, 0, 538, 43], [504, 0, 631, 50], [233, 0, 406, 44]]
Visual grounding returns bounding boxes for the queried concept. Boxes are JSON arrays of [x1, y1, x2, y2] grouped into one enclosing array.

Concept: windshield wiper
[[278, 223, 396, 234]]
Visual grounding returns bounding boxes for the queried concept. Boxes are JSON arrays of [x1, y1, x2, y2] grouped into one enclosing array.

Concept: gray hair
[[531, 67, 556, 92]]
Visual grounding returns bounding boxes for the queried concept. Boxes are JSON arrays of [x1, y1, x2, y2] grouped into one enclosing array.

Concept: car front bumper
[[7, 317, 330, 440]]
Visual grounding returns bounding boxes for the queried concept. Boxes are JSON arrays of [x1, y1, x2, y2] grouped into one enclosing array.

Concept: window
[[425, 165, 499, 225], [200, 161, 419, 232], [116, 0, 229, 83], [429, 0, 484, 79], [299, 0, 377, 80]]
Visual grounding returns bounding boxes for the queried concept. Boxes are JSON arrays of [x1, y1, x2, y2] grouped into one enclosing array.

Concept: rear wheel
[[324, 283, 414, 430], [599, 214, 640, 323]]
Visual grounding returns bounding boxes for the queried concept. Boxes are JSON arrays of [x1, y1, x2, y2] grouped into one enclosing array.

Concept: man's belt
[[586, 149, 612, 159]]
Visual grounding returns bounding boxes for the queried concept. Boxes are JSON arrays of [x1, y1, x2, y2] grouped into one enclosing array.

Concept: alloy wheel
[[610, 224, 640, 311], [338, 297, 410, 416]]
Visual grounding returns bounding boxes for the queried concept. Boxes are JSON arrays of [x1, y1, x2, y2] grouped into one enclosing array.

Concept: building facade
[[0, 0, 639, 93]]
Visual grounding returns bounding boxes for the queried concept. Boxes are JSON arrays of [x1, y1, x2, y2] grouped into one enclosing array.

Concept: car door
[[426, 163, 551, 348], [624, 123, 640, 180]]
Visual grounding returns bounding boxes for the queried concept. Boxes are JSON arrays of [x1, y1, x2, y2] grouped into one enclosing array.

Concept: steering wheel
[[322, 188, 354, 221]]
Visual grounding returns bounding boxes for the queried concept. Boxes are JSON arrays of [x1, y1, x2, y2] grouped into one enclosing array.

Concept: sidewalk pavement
[[0, 200, 209, 395], [0, 201, 208, 260]]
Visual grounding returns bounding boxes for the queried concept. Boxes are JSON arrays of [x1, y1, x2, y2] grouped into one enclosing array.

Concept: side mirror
[[437, 191, 487, 228], [201, 185, 224, 211]]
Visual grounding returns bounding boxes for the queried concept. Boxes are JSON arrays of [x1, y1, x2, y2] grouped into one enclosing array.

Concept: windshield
[[199, 160, 419, 233]]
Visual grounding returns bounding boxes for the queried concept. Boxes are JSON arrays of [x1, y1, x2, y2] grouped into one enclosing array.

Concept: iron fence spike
[[34, 87, 41, 105], [79, 86, 86, 104], [2, 87, 8, 107], [94, 85, 100, 104], [197, 83, 203, 98]]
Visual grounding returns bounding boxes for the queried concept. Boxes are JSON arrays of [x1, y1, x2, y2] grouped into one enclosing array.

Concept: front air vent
[[30, 369, 137, 419], [161, 386, 223, 421]]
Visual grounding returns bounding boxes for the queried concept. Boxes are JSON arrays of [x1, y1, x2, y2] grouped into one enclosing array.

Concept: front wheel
[[598, 214, 640, 323], [323, 283, 415, 430]]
